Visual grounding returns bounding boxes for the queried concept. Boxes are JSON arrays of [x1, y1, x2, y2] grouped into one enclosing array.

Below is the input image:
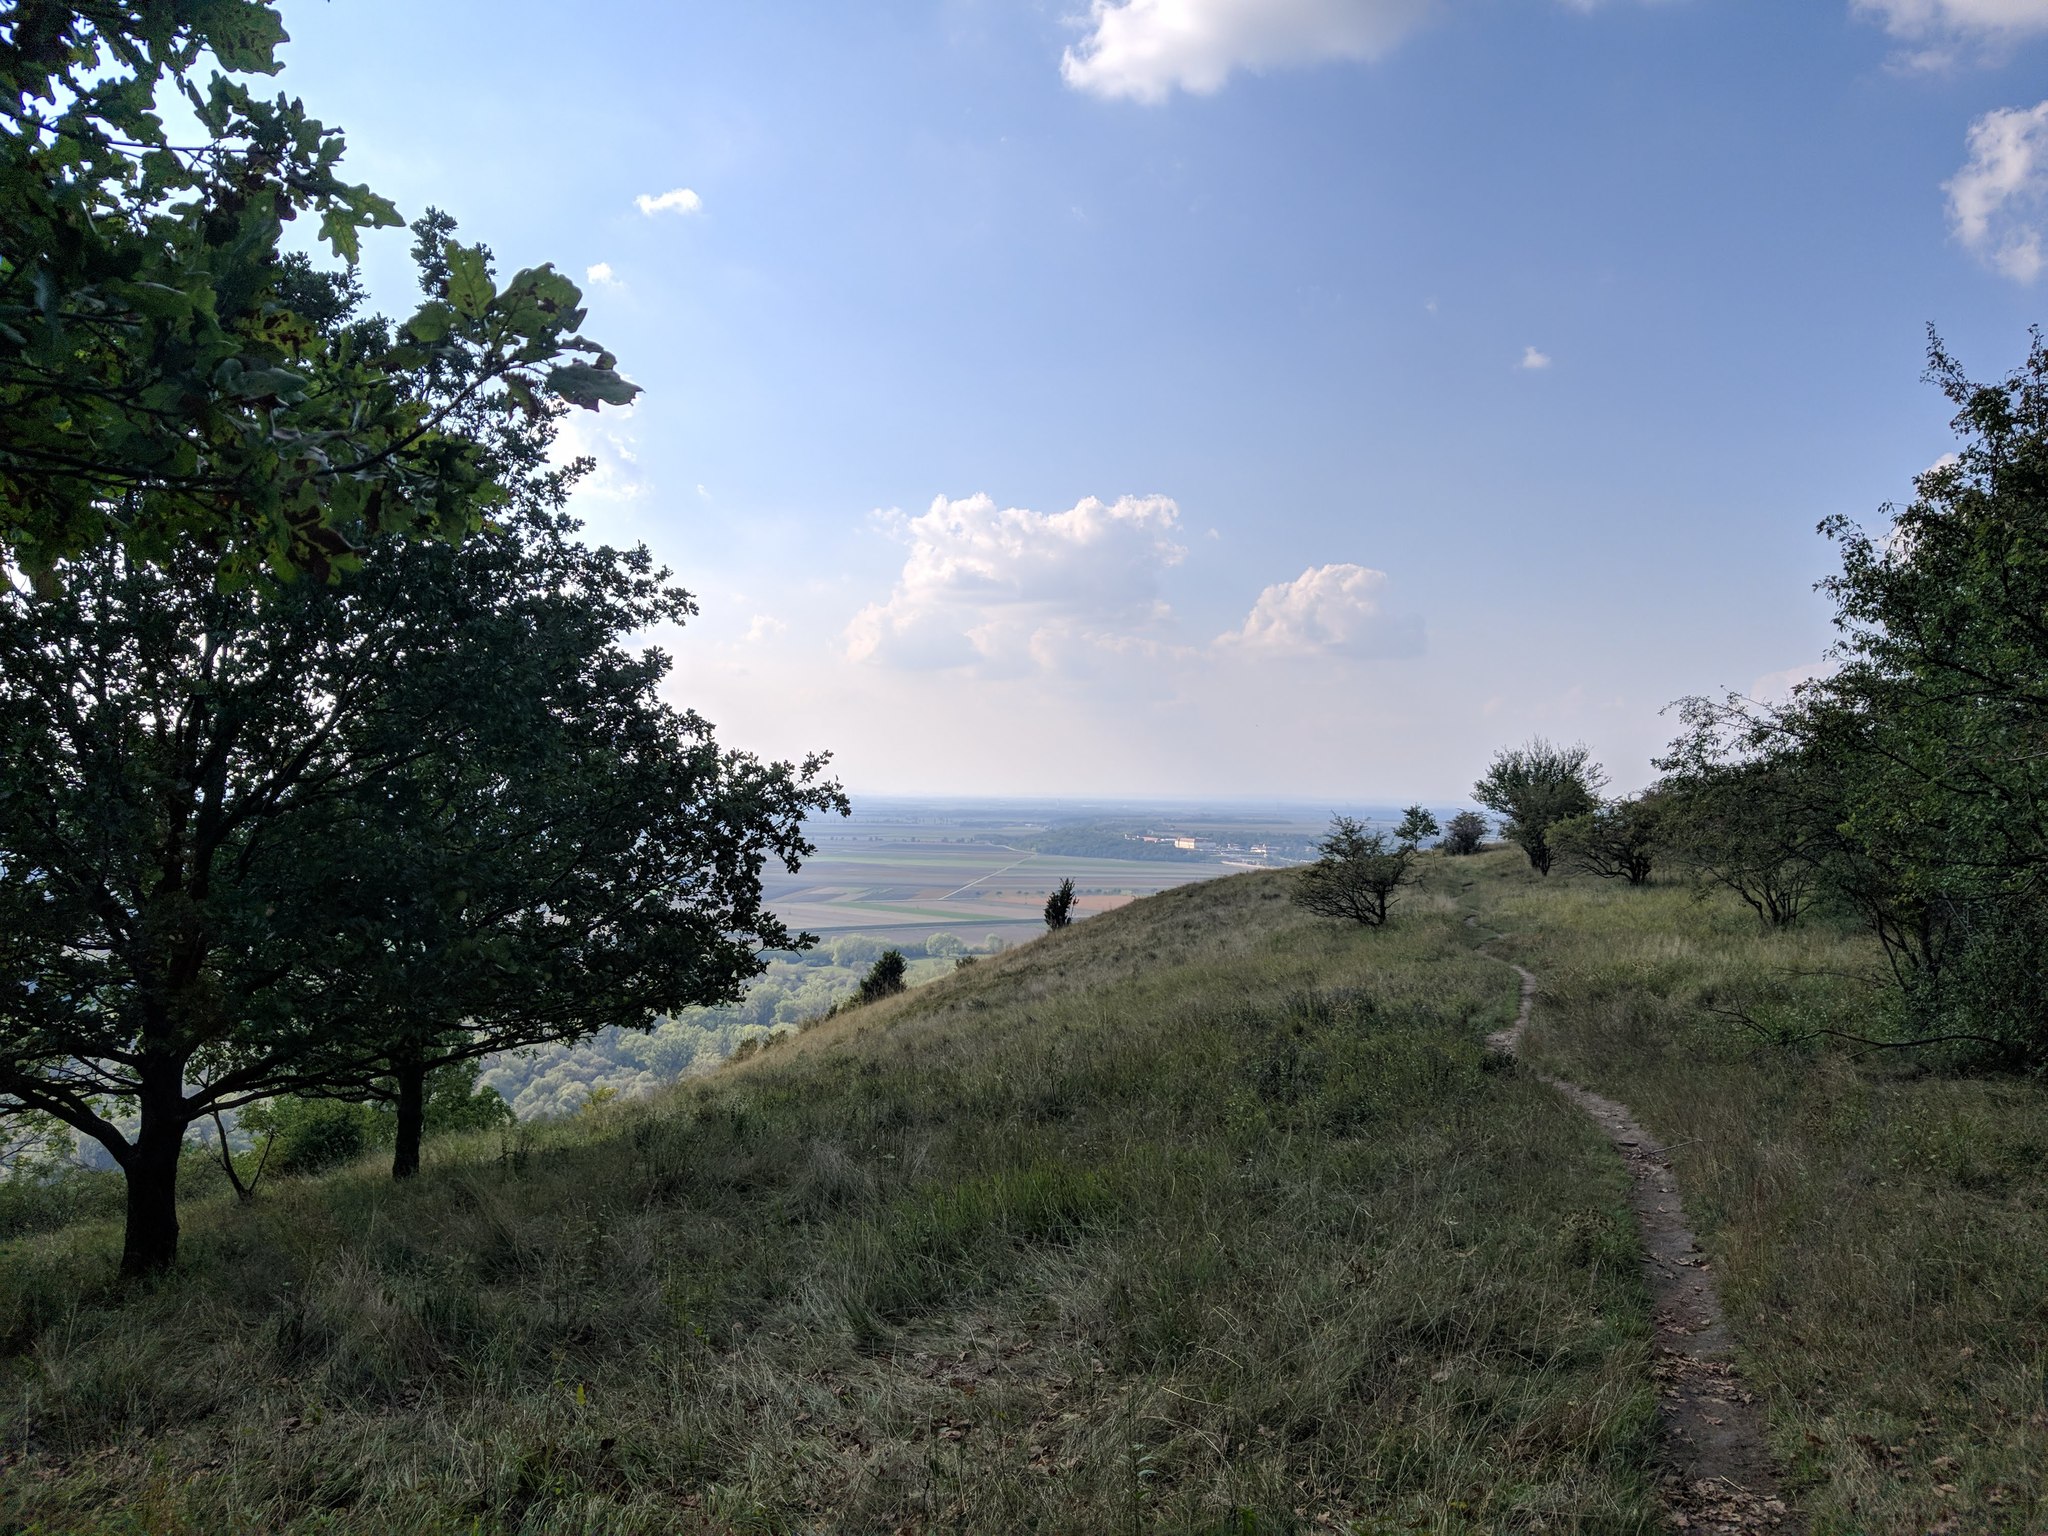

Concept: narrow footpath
[[1469, 919, 1797, 1533]]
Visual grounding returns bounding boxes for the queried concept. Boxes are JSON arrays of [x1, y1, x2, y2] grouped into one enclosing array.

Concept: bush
[[1395, 805, 1440, 846], [240, 1098, 385, 1176], [1043, 877, 1078, 930], [1441, 810, 1489, 856], [1473, 739, 1606, 875], [1292, 816, 1414, 928], [856, 949, 909, 1004], [1548, 794, 1665, 885]]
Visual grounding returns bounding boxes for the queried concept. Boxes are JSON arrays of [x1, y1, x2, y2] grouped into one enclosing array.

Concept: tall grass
[[1, 868, 1658, 1533], [1478, 855, 2048, 1535]]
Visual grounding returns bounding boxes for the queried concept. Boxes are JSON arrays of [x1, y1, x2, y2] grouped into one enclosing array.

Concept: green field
[[761, 800, 1349, 949]]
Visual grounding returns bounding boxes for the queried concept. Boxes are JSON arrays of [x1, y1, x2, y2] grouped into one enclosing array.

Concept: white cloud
[[1750, 661, 1836, 703], [551, 405, 643, 502], [585, 262, 620, 287], [1216, 563, 1424, 660], [846, 493, 1187, 675], [1060, 0, 1434, 103], [1946, 102, 2048, 281], [743, 615, 788, 643], [635, 187, 703, 217], [1520, 345, 1553, 370], [1854, 0, 2048, 64]]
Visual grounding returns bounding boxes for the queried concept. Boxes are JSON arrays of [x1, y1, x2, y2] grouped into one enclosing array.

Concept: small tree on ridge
[[1473, 739, 1607, 875], [1441, 811, 1490, 856], [1044, 878, 1079, 930], [1292, 817, 1414, 928]]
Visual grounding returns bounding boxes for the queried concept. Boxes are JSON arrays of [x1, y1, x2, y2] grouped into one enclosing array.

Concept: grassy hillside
[[0, 863, 1658, 1534], [4, 854, 2043, 1533], [1479, 864, 2048, 1533]]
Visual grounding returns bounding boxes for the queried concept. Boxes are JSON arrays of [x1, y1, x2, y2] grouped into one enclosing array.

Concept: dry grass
[[1473, 854, 2048, 1535], [0, 867, 1658, 1534]]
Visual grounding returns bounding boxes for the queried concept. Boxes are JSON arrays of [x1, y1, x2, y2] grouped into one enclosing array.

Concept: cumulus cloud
[[1520, 345, 1553, 370], [551, 405, 643, 502], [845, 493, 1187, 675], [1854, 0, 2048, 64], [743, 615, 788, 643], [1060, 0, 1434, 103], [1216, 564, 1424, 660], [1946, 101, 2048, 281], [585, 262, 619, 287], [635, 187, 703, 216], [1750, 661, 1836, 703]]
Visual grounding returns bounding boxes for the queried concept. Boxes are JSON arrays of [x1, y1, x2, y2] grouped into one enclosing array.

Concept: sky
[[269, 0, 2048, 800]]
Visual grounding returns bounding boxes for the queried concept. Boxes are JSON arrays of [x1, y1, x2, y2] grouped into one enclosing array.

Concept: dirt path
[[1472, 921, 1796, 1532]]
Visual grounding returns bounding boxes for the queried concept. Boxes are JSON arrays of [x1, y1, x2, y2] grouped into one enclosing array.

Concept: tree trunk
[[392, 1058, 426, 1180], [119, 1118, 185, 1278]]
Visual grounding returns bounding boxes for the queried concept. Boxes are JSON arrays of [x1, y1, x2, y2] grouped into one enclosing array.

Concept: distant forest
[[482, 936, 984, 1118]]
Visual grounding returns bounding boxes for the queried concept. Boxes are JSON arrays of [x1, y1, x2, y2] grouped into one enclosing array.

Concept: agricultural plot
[[760, 798, 1355, 949], [761, 833, 1238, 948]]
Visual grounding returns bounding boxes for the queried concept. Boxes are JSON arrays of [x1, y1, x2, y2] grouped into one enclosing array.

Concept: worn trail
[[1470, 917, 1795, 1533]]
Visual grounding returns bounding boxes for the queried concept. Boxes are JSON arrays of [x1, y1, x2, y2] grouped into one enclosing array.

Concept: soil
[[1473, 921, 1798, 1533]]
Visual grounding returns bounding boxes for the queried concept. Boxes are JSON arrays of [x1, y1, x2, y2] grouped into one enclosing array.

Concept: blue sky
[[275, 0, 2048, 799]]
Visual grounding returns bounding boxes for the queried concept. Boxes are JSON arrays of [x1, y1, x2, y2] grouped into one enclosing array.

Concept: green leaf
[[404, 300, 456, 345], [319, 206, 362, 264], [546, 364, 641, 411], [446, 246, 494, 319]]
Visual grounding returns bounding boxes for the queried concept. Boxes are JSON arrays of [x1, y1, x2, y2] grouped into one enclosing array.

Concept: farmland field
[[759, 797, 1359, 949]]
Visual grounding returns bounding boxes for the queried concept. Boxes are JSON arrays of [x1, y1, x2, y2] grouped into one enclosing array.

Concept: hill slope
[[1, 862, 1661, 1533]]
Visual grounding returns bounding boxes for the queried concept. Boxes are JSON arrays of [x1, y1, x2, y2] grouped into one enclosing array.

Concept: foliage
[[1656, 704, 1831, 928], [1441, 809, 1490, 856], [1291, 816, 1414, 928], [1395, 805, 1440, 846], [1807, 330, 2048, 1066], [477, 944, 973, 1118], [0, 2, 637, 583], [239, 1097, 380, 1177], [1473, 739, 1607, 875], [0, 473, 840, 1274], [1548, 793, 1665, 886], [856, 949, 909, 1004], [1043, 876, 1078, 930], [1644, 333, 2048, 1069]]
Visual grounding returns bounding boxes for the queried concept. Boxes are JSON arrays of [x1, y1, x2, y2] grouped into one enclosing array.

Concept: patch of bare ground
[[1475, 918, 1796, 1533]]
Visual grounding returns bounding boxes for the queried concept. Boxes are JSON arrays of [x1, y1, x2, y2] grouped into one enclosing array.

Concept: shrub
[[856, 949, 909, 1004], [1441, 810, 1489, 856], [1292, 816, 1414, 928], [239, 1099, 385, 1177], [1548, 793, 1665, 885], [1473, 739, 1607, 874], [1395, 805, 1440, 847], [1043, 878, 1078, 931]]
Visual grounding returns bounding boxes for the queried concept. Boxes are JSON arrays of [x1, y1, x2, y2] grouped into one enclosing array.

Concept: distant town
[[1125, 831, 1315, 866]]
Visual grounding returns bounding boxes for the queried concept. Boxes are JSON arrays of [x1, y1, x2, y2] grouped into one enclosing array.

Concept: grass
[[1471, 856, 2048, 1535], [7, 852, 2043, 1532], [0, 866, 1659, 1534]]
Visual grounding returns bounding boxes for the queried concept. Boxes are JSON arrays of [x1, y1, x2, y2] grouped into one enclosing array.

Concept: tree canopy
[[1292, 816, 1415, 929], [1, 1, 636, 583], [0, 493, 843, 1270], [1473, 739, 1606, 875], [1654, 331, 2048, 1068]]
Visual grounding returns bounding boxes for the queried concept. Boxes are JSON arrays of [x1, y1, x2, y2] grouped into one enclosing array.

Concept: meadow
[[3, 852, 2043, 1533]]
